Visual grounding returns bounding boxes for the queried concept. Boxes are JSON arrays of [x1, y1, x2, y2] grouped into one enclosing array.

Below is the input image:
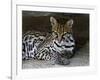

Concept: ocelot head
[[50, 16, 74, 42]]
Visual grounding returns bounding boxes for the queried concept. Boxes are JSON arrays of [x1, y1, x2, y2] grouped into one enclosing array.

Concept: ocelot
[[22, 16, 75, 65]]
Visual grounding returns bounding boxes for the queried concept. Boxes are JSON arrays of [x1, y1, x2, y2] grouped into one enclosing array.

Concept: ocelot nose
[[58, 36, 62, 43]]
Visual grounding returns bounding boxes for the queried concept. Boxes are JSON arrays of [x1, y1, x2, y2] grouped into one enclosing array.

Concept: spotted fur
[[22, 16, 75, 65]]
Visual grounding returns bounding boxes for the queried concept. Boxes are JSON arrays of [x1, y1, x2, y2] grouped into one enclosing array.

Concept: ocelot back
[[22, 16, 75, 65]]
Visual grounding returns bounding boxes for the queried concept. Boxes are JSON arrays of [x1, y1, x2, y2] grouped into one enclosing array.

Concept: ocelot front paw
[[61, 50, 75, 59], [56, 57, 70, 65]]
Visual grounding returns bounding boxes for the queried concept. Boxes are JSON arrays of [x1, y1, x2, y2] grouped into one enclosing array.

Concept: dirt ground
[[22, 42, 89, 69]]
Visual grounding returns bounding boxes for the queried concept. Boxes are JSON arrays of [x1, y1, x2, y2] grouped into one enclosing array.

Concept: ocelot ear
[[66, 19, 74, 28], [50, 17, 57, 27]]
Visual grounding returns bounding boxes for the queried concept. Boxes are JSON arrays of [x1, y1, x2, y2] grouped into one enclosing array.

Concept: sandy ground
[[22, 42, 89, 69]]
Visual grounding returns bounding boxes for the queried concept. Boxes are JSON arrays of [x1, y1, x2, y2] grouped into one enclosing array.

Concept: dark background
[[22, 11, 89, 50]]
